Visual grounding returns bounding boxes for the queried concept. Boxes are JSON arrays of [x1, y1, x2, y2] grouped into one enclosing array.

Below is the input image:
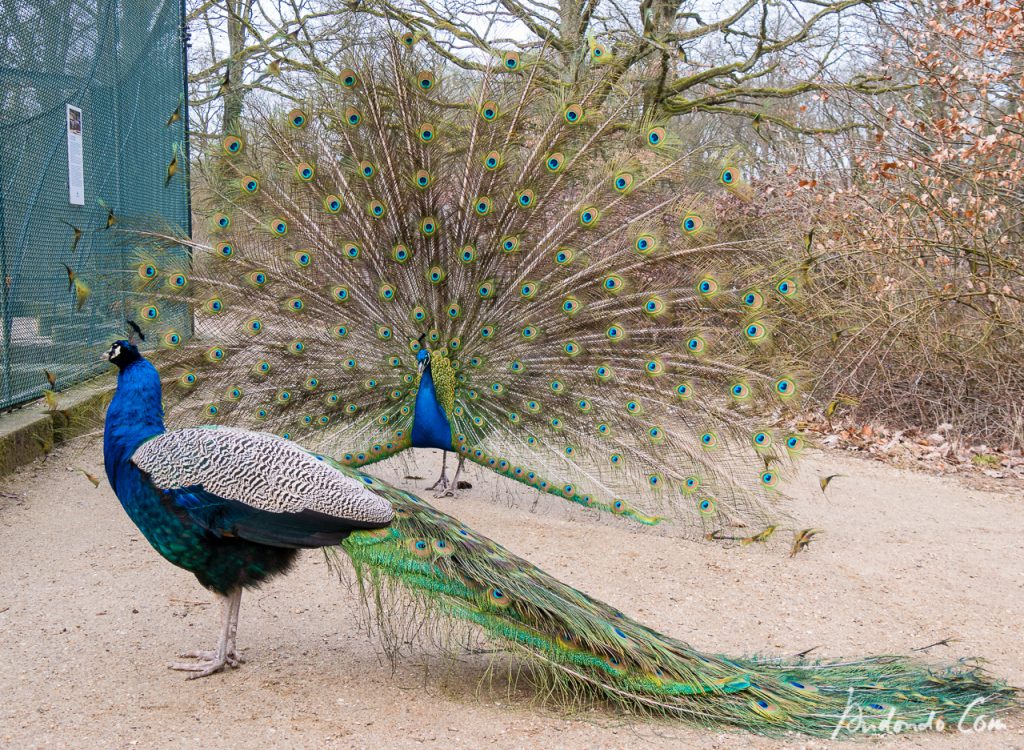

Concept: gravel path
[[0, 440, 1021, 749]]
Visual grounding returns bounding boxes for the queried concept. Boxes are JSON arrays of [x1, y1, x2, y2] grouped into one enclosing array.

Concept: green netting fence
[[0, 0, 190, 410]]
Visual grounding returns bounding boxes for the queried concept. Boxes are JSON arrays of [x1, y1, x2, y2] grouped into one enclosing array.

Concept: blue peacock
[[102, 336, 394, 676], [102, 336, 1015, 732], [124, 37, 810, 538]]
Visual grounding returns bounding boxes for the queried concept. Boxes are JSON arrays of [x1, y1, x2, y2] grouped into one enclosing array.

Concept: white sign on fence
[[66, 104, 84, 205]]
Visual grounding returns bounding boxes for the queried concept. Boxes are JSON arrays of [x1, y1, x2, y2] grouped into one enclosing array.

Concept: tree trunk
[[222, 0, 250, 130]]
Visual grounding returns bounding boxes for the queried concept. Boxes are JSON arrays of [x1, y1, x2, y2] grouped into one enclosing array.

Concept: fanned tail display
[[123, 37, 811, 537], [329, 456, 1016, 736]]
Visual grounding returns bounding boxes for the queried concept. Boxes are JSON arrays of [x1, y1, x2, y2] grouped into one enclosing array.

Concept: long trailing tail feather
[[325, 456, 1017, 736]]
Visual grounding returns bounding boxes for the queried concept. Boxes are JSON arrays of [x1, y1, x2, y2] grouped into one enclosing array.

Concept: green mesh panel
[[0, 0, 190, 409]]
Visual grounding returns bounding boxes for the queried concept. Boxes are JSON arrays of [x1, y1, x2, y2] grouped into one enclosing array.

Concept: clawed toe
[[178, 649, 245, 665], [169, 648, 244, 678], [177, 649, 216, 660], [168, 657, 227, 678]]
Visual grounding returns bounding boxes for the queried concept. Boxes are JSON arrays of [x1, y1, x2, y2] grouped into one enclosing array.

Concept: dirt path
[[1, 440, 1021, 749]]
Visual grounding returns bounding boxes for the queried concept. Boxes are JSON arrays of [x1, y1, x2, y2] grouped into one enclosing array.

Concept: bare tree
[[360, 0, 894, 131], [184, 0, 895, 140]]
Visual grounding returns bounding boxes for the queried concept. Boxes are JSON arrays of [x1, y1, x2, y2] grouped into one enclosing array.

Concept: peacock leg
[[168, 588, 244, 678], [439, 455, 468, 497], [427, 450, 449, 492]]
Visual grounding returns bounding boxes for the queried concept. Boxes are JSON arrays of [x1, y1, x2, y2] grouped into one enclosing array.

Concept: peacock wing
[[131, 426, 394, 547]]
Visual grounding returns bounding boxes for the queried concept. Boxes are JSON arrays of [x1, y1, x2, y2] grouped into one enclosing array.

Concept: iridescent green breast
[[429, 352, 456, 418]]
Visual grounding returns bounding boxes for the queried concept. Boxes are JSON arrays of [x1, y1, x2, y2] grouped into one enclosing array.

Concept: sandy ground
[[0, 439, 1022, 750]]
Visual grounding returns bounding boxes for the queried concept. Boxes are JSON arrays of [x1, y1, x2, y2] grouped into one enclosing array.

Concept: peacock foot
[[434, 478, 471, 497], [168, 648, 244, 679], [427, 451, 450, 492]]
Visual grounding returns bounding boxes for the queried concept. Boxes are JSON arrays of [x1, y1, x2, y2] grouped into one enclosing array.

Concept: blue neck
[[103, 358, 166, 493], [410, 366, 453, 451]]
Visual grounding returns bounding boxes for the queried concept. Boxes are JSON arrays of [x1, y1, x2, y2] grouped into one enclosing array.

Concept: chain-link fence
[[0, 0, 190, 410]]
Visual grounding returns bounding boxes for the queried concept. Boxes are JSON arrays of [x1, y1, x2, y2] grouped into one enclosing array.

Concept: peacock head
[[416, 334, 429, 375], [103, 340, 142, 369]]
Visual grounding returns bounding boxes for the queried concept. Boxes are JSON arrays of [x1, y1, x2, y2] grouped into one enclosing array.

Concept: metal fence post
[[0, 183, 10, 405]]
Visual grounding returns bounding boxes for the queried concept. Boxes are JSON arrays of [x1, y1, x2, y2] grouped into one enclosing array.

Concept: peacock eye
[[775, 378, 796, 397], [340, 69, 359, 88], [564, 104, 583, 123], [698, 277, 718, 296], [743, 290, 764, 309], [634, 234, 659, 254], [415, 71, 435, 90], [681, 214, 703, 235], [745, 322, 766, 341], [643, 296, 665, 316]]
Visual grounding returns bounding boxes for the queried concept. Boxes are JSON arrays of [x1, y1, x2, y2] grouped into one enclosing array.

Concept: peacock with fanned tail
[[102, 336, 1015, 734], [126, 37, 809, 538]]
